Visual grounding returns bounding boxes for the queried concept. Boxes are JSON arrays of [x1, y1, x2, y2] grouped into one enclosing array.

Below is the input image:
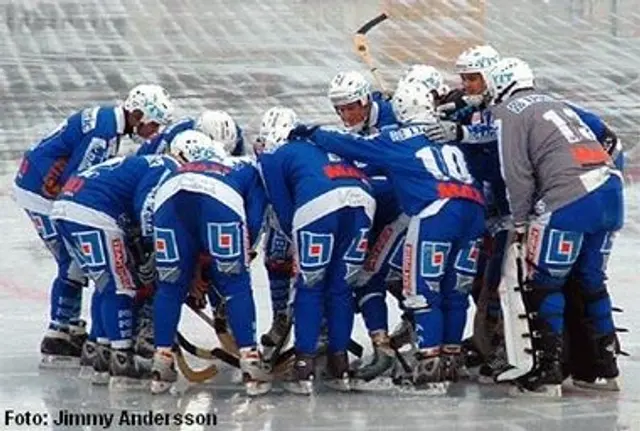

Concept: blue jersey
[[363, 91, 397, 135], [16, 106, 124, 199], [136, 117, 246, 157], [58, 155, 179, 239], [136, 117, 196, 156], [163, 158, 267, 247], [310, 126, 484, 217], [258, 139, 372, 237]]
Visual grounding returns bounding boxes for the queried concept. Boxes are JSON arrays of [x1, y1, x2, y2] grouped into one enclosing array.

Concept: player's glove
[[437, 93, 485, 117], [423, 120, 465, 144], [288, 124, 319, 140]]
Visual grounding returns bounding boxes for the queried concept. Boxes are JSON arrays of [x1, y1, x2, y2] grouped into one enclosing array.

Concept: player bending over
[[13, 84, 174, 368]]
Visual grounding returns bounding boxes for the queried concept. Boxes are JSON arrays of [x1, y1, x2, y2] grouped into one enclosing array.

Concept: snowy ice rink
[[1, 0, 640, 429]]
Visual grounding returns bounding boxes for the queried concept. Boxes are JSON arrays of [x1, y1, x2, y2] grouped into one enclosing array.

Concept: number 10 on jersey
[[416, 145, 474, 184]]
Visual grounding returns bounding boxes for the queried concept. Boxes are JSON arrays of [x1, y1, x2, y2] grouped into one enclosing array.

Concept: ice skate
[[352, 331, 396, 391], [389, 314, 415, 350], [283, 354, 315, 395], [442, 344, 464, 382], [150, 348, 177, 395], [573, 333, 620, 392], [478, 334, 513, 384], [260, 312, 291, 366], [78, 340, 98, 379], [239, 347, 272, 396], [91, 343, 111, 385], [108, 348, 152, 391], [405, 348, 448, 395], [461, 337, 484, 370], [324, 351, 351, 392], [510, 331, 563, 397], [40, 330, 83, 369]]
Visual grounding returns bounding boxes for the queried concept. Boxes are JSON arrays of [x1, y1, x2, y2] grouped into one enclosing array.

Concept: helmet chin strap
[[494, 81, 517, 105]]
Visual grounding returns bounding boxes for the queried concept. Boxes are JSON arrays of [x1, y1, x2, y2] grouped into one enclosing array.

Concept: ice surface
[[1, 184, 639, 431], [1, 0, 640, 429]]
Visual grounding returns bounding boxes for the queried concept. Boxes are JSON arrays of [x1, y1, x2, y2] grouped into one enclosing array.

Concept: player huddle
[[12, 44, 625, 398]]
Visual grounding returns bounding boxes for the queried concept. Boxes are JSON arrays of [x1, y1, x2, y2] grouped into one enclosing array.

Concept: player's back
[[374, 125, 484, 216], [19, 106, 122, 197], [58, 155, 177, 223], [277, 139, 371, 208], [493, 90, 614, 216]]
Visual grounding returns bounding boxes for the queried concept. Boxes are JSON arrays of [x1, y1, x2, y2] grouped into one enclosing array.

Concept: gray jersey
[[490, 90, 615, 224]]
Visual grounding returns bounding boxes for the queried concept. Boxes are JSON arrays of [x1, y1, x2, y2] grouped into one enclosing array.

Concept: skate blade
[[150, 380, 174, 395], [477, 374, 497, 385], [324, 378, 351, 392], [40, 355, 80, 369], [351, 377, 396, 392], [109, 376, 151, 391], [573, 378, 620, 392], [495, 366, 528, 382], [509, 383, 562, 398], [282, 380, 314, 395], [90, 371, 110, 385], [397, 381, 449, 396], [78, 365, 95, 379], [245, 380, 272, 396]]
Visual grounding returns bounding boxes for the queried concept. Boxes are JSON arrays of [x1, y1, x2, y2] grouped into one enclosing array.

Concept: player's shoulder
[[164, 116, 196, 137], [79, 105, 125, 136]]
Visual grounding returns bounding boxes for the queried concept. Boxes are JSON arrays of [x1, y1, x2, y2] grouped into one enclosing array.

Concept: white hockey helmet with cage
[[392, 80, 437, 124], [123, 84, 174, 126], [258, 107, 299, 153], [195, 110, 239, 156], [455, 45, 501, 76], [170, 129, 227, 163], [486, 57, 535, 105], [327, 71, 372, 107], [397, 64, 449, 98]]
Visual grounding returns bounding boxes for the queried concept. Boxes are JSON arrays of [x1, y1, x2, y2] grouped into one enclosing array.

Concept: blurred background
[[0, 0, 638, 178]]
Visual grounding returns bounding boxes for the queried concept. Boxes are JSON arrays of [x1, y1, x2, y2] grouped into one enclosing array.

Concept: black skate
[[91, 343, 111, 385], [442, 345, 464, 383], [352, 332, 396, 391], [324, 351, 351, 392], [478, 334, 513, 384], [407, 349, 448, 395], [511, 330, 563, 397], [260, 312, 291, 368], [40, 331, 82, 369], [573, 333, 620, 391], [109, 348, 152, 391], [389, 313, 415, 350], [78, 340, 98, 379], [461, 337, 484, 369], [283, 353, 315, 395]]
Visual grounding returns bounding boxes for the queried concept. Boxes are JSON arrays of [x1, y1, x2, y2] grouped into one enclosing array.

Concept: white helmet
[[170, 130, 227, 163], [195, 110, 239, 156], [392, 81, 437, 125], [455, 45, 501, 76], [397, 64, 449, 98], [258, 107, 298, 153], [486, 57, 535, 105], [327, 71, 372, 107], [123, 84, 174, 126]]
